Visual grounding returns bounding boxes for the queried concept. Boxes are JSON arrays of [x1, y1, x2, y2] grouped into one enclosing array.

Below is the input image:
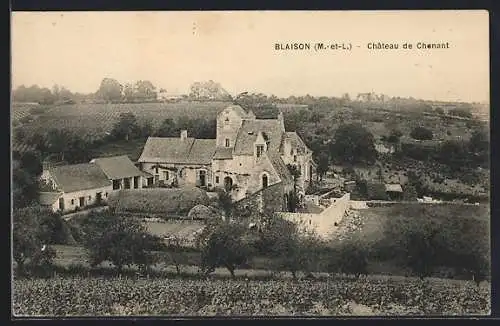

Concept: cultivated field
[[13, 276, 490, 316], [17, 101, 231, 140]]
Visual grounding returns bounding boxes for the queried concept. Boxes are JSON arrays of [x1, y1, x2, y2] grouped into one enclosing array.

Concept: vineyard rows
[[13, 276, 490, 316], [15, 101, 229, 140]]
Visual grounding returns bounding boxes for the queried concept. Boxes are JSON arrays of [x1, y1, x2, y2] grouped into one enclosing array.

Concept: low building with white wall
[[39, 162, 113, 214]]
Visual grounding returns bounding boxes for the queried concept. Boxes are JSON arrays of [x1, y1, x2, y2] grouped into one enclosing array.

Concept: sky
[[11, 10, 489, 103]]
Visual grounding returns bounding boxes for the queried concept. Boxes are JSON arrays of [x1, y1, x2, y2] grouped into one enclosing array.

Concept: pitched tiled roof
[[138, 137, 216, 165], [233, 119, 284, 155], [187, 139, 217, 164], [284, 131, 310, 155], [48, 163, 111, 193], [267, 152, 294, 185], [39, 191, 63, 205], [213, 147, 233, 160], [217, 104, 251, 118], [91, 155, 145, 180]]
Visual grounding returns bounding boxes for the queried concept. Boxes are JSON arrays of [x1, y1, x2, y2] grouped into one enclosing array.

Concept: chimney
[[277, 111, 285, 131], [180, 130, 188, 140]]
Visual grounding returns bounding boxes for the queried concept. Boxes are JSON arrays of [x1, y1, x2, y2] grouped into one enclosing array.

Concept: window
[[256, 145, 264, 158], [293, 155, 297, 162], [199, 170, 207, 187], [105, 192, 108, 197], [124, 178, 131, 189], [225, 138, 230, 147], [71, 199, 74, 205], [215, 176, 220, 184], [155, 166, 159, 173], [163, 170, 169, 180], [88, 196, 91, 200], [113, 179, 121, 190], [262, 174, 268, 188]]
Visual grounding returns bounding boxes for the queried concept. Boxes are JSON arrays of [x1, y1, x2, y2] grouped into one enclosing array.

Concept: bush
[[13, 206, 58, 275], [327, 240, 369, 277], [410, 127, 433, 141], [196, 220, 254, 278], [81, 211, 165, 272]]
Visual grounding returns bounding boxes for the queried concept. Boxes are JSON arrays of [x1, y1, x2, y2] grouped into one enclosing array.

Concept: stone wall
[[234, 182, 290, 216], [278, 193, 351, 239]]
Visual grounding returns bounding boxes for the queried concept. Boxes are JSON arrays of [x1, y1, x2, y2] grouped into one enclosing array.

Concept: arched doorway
[[224, 176, 233, 192]]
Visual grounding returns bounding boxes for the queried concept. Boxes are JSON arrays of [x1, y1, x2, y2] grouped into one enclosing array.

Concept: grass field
[[145, 220, 205, 246], [349, 203, 489, 246]]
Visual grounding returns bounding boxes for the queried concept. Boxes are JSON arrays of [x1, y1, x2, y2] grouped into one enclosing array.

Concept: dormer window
[[256, 145, 264, 158]]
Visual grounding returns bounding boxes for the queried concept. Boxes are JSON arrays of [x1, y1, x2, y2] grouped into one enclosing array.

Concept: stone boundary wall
[[278, 193, 351, 239]]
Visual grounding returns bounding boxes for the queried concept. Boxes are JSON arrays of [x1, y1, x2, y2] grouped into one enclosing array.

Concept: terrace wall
[[278, 193, 351, 239]]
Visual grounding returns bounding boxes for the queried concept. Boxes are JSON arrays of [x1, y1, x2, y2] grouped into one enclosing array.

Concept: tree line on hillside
[[13, 78, 481, 115], [13, 203, 489, 285]]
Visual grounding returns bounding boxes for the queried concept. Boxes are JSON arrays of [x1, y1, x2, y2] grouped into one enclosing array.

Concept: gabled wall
[[216, 107, 244, 148]]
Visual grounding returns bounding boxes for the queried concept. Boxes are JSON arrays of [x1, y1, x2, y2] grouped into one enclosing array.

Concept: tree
[[134, 80, 157, 102], [110, 112, 141, 141], [469, 128, 489, 154], [13, 206, 57, 275], [19, 150, 42, 176], [327, 240, 369, 278], [387, 129, 403, 144], [468, 128, 489, 167], [410, 126, 433, 141], [196, 220, 253, 278], [122, 83, 136, 102], [386, 217, 441, 279], [214, 188, 234, 218], [449, 108, 473, 119], [330, 123, 377, 164], [437, 140, 469, 169], [156, 118, 177, 137], [96, 78, 123, 103], [65, 134, 92, 164], [434, 107, 445, 115], [286, 164, 301, 190], [81, 211, 164, 273], [163, 234, 186, 275], [13, 167, 39, 209], [255, 216, 321, 278], [47, 128, 73, 161], [316, 153, 329, 181]]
